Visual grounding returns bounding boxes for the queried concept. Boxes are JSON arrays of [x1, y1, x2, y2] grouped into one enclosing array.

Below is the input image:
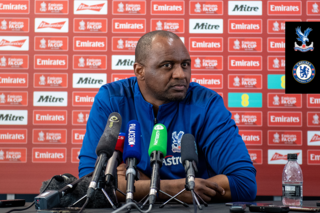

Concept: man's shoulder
[[98, 77, 137, 98], [186, 82, 221, 108]]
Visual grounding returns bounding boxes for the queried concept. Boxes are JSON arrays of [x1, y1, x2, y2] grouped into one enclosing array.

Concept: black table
[[0, 201, 318, 213]]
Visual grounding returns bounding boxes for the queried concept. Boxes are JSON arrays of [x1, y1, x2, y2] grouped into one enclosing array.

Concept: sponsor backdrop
[[0, 0, 319, 197]]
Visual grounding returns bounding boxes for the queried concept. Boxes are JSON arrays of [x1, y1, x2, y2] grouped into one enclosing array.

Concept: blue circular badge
[[292, 60, 316, 84]]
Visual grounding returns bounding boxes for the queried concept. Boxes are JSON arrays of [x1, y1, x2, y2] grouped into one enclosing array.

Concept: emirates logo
[[310, 134, 320, 142], [37, 21, 66, 29], [76, 3, 104, 11], [0, 39, 26, 48]]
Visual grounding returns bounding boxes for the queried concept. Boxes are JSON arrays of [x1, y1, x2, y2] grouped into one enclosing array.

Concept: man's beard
[[145, 81, 187, 102]]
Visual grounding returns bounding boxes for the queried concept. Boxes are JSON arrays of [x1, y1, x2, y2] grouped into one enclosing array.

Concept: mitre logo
[[0, 36, 29, 51], [112, 55, 135, 70], [189, 1, 223, 15], [112, 0, 146, 15], [0, 73, 28, 88], [73, 73, 106, 88], [0, 92, 28, 106], [267, 1, 301, 15], [151, 1, 184, 15], [228, 56, 262, 71], [268, 150, 302, 164], [33, 129, 66, 144], [73, 92, 95, 107], [74, 0, 107, 14], [191, 56, 223, 71], [231, 111, 262, 126], [35, 0, 68, 14], [228, 19, 262, 34], [267, 56, 285, 71], [0, 129, 27, 144], [33, 91, 67, 106], [191, 74, 223, 89], [268, 112, 302, 127], [34, 55, 67, 69], [112, 37, 139, 51], [151, 19, 185, 33], [239, 130, 262, 145], [228, 74, 262, 89], [267, 19, 301, 34], [0, 18, 29, 32], [267, 93, 301, 108], [0, 110, 27, 125], [32, 148, 66, 163], [248, 149, 262, 164], [228, 1, 262, 15], [189, 19, 223, 34], [112, 19, 146, 33], [72, 110, 89, 125], [33, 110, 67, 125], [111, 73, 135, 82], [35, 18, 68, 32], [73, 37, 107, 51], [189, 37, 223, 52], [228, 38, 262, 52], [34, 36, 68, 51], [0, 0, 29, 14], [0, 55, 28, 69], [268, 131, 302, 146], [72, 129, 86, 144], [307, 94, 320, 108], [268, 38, 285, 52], [0, 148, 27, 163]]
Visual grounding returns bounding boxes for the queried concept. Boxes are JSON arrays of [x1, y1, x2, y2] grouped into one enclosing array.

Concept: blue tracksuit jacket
[[78, 77, 257, 201]]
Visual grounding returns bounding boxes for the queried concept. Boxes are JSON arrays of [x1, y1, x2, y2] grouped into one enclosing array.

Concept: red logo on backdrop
[[228, 56, 262, 71], [248, 149, 262, 164], [34, 73, 67, 88], [0, 129, 27, 144], [191, 56, 223, 71], [73, 55, 106, 70], [307, 2, 320, 15], [72, 110, 89, 125], [189, 1, 223, 15], [307, 94, 320, 108], [270, 152, 289, 161], [34, 37, 68, 51], [74, 18, 107, 33], [0, 18, 28, 32], [35, 0, 68, 14], [267, 19, 301, 34], [73, 92, 96, 107], [228, 19, 262, 34], [76, 3, 104, 11], [33, 110, 67, 125], [111, 73, 135, 82], [151, 19, 184, 33], [307, 112, 320, 127], [268, 93, 302, 108], [228, 74, 262, 89], [268, 112, 302, 127], [112, 37, 139, 51], [72, 129, 86, 144], [0, 91, 27, 106], [268, 56, 285, 71], [33, 129, 66, 144], [191, 74, 222, 89], [73, 37, 107, 52], [34, 55, 67, 70], [239, 130, 262, 146], [0, 0, 29, 14], [32, 148, 66, 163], [0, 39, 26, 48], [112, 0, 146, 15], [0, 148, 27, 163], [189, 37, 223, 52], [268, 1, 301, 15], [151, 1, 184, 15], [71, 148, 81, 163], [268, 38, 285, 52], [0, 73, 27, 88], [308, 150, 320, 165], [268, 131, 302, 146], [231, 111, 262, 126], [310, 134, 320, 143], [37, 21, 65, 29], [0, 55, 28, 69], [112, 19, 146, 33], [228, 38, 262, 52]]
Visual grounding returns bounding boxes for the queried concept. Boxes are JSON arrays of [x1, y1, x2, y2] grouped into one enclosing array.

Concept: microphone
[[86, 112, 122, 201], [123, 120, 142, 204], [181, 134, 199, 191], [148, 124, 167, 205], [105, 132, 125, 186]]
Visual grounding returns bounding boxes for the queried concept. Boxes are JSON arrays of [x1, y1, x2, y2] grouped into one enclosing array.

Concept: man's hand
[[193, 178, 225, 202]]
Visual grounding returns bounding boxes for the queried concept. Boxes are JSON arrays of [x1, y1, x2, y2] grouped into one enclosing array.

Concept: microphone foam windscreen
[[123, 120, 142, 163], [115, 132, 125, 153], [96, 112, 122, 157], [181, 134, 198, 165], [148, 124, 167, 157]]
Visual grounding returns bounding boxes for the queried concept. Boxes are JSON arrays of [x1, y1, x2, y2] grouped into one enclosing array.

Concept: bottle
[[282, 153, 303, 206]]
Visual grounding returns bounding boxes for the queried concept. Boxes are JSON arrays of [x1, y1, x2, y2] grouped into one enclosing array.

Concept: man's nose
[[172, 64, 186, 79]]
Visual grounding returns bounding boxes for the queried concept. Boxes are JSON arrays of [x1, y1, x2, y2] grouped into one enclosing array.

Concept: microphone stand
[[158, 161, 208, 210]]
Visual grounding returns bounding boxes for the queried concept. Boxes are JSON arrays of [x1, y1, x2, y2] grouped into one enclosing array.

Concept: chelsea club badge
[[292, 60, 316, 84]]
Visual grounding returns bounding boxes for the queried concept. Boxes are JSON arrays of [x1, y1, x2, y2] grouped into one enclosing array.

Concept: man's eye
[[182, 62, 190, 67], [163, 63, 172, 68]]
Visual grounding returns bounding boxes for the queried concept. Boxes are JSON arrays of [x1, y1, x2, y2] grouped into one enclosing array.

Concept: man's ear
[[134, 62, 145, 81]]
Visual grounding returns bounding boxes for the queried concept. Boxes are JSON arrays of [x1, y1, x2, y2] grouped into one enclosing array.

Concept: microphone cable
[[112, 202, 153, 213], [5, 175, 60, 213]]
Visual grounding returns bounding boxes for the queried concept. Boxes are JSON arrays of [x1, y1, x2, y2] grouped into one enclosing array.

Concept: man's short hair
[[135, 30, 180, 64]]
